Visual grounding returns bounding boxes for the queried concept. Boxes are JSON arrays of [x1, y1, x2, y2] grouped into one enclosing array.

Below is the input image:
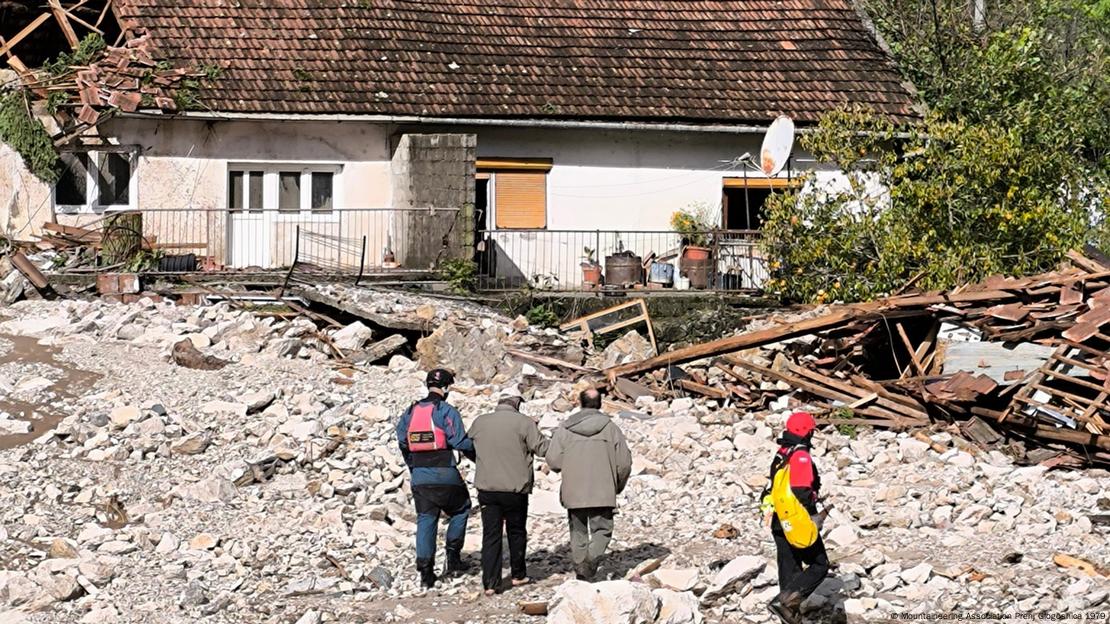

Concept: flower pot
[[581, 263, 602, 286], [682, 245, 710, 261]]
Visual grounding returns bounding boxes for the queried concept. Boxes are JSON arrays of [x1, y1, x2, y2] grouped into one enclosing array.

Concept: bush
[[438, 258, 477, 294], [525, 304, 560, 328]]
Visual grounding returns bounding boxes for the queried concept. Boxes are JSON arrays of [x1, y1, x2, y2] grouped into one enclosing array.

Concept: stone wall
[[390, 133, 476, 269]]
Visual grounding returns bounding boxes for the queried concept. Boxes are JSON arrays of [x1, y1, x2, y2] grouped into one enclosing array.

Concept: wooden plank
[[677, 379, 729, 399], [640, 299, 658, 356], [1067, 250, 1110, 274], [559, 299, 643, 331], [725, 356, 915, 426], [49, 0, 81, 49], [786, 364, 928, 422], [0, 13, 53, 58], [59, 6, 104, 34], [849, 374, 931, 413], [507, 349, 594, 374], [594, 314, 650, 337], [896, 322, 925, 377], [1029, 426, 1110, 452], [605, 309, 859, 381]]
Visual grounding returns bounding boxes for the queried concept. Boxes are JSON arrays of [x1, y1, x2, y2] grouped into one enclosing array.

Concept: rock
[[367, 565, 394, 589], [898, 437, 930, 460], [172, 339, 228, 370], [702, 556, 765, 601], [356, 404, 390, 423], [651, 568, 699, 592], [77, 561, 114, 587], [332, 321, 374, 351], [188, 533, 218, 550], [200, 401, 247, 417], [109, 406, 142, 429], [48, 538, 78, 559], [43, 573, 84, 601], [0, 419, 31, 434], [601, 330, 654, 368], [240, 390, 276, 414], [155, 532, 179, 554], [653, 588, 703, 624], [284, 419, 321, 441], [0, 570, 40, 606], [171, 432, 211, 455], [901, 562, 933, 585], [178, 581, 209, 607], [843, 598, 867, 618], [415, 304, 436, 320], [177, 478, 237, 503], [135, 417, 165, 436], [827, 524, 860, 547], [295, 610, 321, 624], [80, 605, 118, 623], [547, 580, 659, 624], [97, 540, 137, 555], [185, 333, 212, 349]]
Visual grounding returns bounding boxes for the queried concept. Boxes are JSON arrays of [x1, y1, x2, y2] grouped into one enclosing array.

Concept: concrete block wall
[[390, 133, 476, 268]]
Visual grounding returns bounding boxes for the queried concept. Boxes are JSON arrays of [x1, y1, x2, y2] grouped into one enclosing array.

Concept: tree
[[761, 0, 1109, 303]]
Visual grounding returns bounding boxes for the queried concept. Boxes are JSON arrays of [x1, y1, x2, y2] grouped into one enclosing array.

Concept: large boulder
[[331, 322, 373, 351], [415, 323, 518, 384], [548, 580, 659, 624], [653, 589, 703, 624]]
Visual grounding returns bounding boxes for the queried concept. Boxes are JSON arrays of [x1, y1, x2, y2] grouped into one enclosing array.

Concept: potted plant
[[580, 246, 602, 286], [670, 203, 715, 261]]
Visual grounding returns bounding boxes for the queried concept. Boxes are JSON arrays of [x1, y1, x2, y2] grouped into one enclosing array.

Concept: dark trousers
[[478, 491, 529, 590], [773, 528, 829, 599], [568, 507, 614, 577], [412, 484, 471, 561]]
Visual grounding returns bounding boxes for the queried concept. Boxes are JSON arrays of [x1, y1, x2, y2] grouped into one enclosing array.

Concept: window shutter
[[494, 172, 547, 229]]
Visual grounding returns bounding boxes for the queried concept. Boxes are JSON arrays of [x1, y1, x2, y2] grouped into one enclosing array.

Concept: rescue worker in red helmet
[[760, 411, 829, 624], [395, 369, 476, 588]]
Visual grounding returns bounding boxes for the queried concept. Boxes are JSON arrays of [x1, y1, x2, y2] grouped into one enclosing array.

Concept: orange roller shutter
[[495, 172, 547, 229]]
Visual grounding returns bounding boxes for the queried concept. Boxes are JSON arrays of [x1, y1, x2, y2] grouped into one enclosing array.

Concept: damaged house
[[1, 0, 917, 289]]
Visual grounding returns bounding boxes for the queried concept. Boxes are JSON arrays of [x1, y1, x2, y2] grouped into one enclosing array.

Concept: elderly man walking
[[546, 388, 632, 580], [468, 389, 549, 594]]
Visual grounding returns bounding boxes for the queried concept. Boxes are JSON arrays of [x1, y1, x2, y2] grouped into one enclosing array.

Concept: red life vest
[[407, 403, 447, 452]]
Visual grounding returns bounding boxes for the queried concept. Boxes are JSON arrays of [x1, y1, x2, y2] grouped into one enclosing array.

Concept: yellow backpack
[[770, 450, 819, 548]]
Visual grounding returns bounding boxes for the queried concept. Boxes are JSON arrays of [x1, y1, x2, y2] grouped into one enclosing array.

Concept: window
[[722, 177, 798, 230], [477, 158, 551, 229], [55, 149, 136, 213], [226, 165, 339, 215]]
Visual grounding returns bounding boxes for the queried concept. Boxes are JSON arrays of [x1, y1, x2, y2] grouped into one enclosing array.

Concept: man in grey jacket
[[546, 388, 633, 580], [468, 389, 550, 594]]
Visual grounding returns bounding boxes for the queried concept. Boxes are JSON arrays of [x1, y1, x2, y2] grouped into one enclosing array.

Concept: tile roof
[[111, 0, 919, 124]]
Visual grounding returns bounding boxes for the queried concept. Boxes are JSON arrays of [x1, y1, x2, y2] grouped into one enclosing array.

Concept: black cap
[[426, 368, 455, 389]]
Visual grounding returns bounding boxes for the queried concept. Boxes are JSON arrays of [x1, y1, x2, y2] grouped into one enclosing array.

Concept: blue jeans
[[413, 484, 471, 560]]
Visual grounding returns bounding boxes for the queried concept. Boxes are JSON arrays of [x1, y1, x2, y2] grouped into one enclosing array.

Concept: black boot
[[416, 558, 437, 588], [445, 540, 469, 575], [768, 591, 803, 624]]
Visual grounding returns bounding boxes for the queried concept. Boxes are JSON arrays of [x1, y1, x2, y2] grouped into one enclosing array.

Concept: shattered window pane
[[249, 171, 264, 213], [228, 171, 244, 212], [97, 153, 131, 206], [311, 172, 333, 213], [56, 152, 89, 207], [278, 172, 301, 212]]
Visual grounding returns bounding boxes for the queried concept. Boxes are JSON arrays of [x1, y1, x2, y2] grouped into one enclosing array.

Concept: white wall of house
[[2, 116, 860, 287]]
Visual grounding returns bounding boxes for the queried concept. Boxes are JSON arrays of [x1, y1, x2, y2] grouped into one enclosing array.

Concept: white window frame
[[53, 146, 139, 214], [226, 163, 343, 221]]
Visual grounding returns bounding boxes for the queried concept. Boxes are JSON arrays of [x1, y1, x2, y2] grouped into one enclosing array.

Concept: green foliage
[[43, 34, 107, 76], [763, 1, 1109, 303], [670, 202, 716, 247], [121, 249, 165, 273], [830, 407, 858, 438], [525, 304, 560, 328], [438, 258, 477, 294], [581, 246, 597, 265], [45, 91, 70, 114], [0, 89, 60, 183]]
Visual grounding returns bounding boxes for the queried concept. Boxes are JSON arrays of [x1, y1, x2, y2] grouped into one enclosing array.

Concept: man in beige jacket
[[468, 389, 549, 594], [546, 388, 633, 580]]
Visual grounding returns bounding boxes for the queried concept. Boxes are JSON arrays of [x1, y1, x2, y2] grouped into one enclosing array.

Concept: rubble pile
[[604, 252, 1110, 468], [0, 282, 1107, 623]]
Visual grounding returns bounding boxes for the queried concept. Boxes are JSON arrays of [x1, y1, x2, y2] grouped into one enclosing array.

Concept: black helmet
[[426, 368, 455, 389]]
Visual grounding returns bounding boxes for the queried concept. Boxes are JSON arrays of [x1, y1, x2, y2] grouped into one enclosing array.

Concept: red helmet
[[786, 411, 816, 437]]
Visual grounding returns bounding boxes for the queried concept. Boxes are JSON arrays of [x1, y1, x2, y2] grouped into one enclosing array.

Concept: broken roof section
[[110, 0, 919, 124]]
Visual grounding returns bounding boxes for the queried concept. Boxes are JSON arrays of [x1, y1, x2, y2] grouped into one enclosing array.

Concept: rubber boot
[[416, 558, 437, 588], [445, 540, 469, 576]]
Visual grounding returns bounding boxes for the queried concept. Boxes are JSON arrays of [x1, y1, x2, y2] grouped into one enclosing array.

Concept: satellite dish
[[760, 115, 795, 176]]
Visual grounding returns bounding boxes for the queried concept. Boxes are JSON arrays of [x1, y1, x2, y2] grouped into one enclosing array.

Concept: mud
[[0, 332, 101, 450]]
